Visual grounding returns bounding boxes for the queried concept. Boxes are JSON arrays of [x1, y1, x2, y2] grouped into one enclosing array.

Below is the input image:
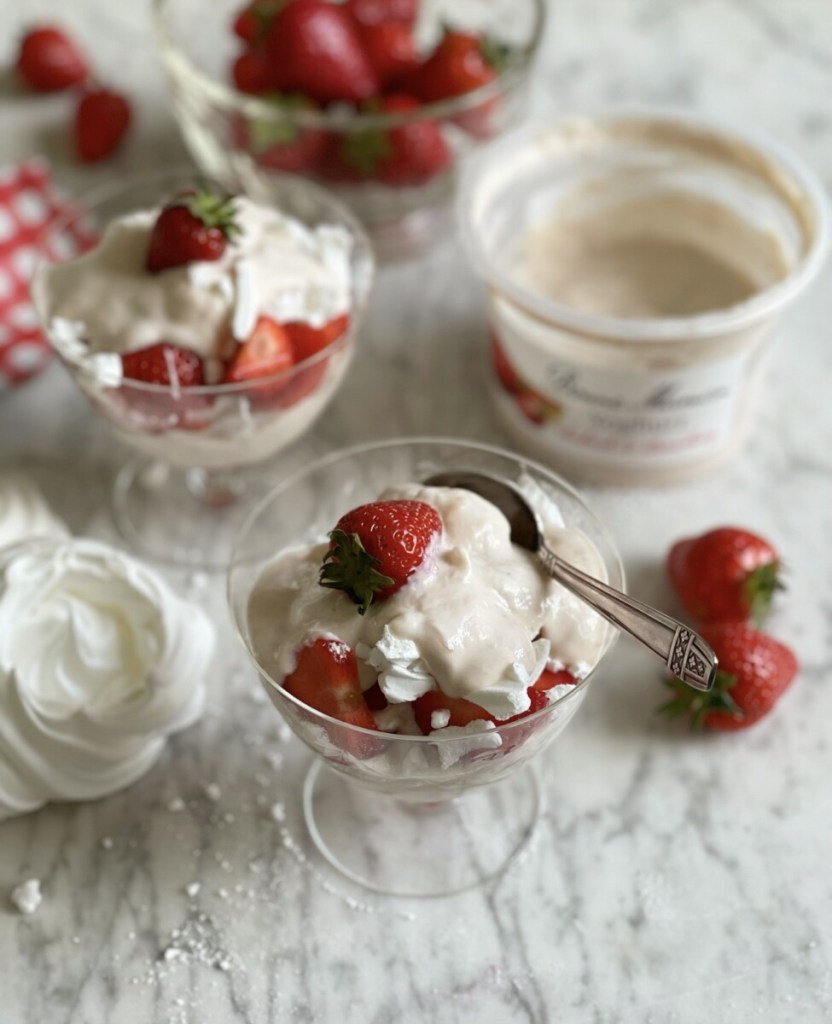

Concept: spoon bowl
[[425, 470, 718, 692]]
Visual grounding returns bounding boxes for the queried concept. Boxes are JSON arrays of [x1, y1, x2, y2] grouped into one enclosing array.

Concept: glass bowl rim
[[458, 108, 832, 343], [30, 166, 374, 396], [152, 0, 547, 131], [227, 434, 624, 744]]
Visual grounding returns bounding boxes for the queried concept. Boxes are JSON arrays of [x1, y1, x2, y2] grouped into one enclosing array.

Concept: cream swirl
[[0, 539, 214, 820], [0, 473, 70, 550]]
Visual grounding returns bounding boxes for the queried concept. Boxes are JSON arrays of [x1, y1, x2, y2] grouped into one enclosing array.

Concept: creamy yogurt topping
[[0, 538, 214, 820], [35, 196, 353, 375], [248, 483, 607, 723], [0, 473, 70, 550]]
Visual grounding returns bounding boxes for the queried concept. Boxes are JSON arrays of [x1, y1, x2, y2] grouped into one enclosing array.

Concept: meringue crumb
[[185, 882, 201, 898], [202, 783, 222, 802], [270, 802, 286, 823], [430, 709, 451, 730], [100, 836, 114, 850], [10, 879, 42, 915], [168, 797, 185, 812]]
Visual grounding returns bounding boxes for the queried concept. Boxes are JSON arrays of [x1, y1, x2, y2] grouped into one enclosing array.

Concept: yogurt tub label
[[489, 293, 772, 475]]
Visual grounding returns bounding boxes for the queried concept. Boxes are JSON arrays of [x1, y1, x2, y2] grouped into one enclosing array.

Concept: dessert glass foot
[[303, 758, 542, 898]]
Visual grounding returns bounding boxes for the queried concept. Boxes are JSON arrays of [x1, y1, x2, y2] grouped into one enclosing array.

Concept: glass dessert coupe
[[31, 169, 374, 568], [153, 0, 546, 260], [228, 438, 624, 897]]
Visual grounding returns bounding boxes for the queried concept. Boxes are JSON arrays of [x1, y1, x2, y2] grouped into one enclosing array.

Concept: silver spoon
[[424, 471, 718, 692]]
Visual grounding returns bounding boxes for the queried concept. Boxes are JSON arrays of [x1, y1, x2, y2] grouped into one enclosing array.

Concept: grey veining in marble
[[2, 0, 832, 1022]]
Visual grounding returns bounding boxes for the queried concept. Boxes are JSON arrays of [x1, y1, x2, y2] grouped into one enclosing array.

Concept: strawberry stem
[[658, 669, 740, 730], [746, 562, 784, 626], [319, 529, 394, 614], [179, 190, 241, 242]]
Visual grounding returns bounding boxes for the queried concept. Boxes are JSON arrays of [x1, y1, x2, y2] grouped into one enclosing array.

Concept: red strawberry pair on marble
[[15, 24, 131, 162], [661, 527, 797, 731], [119, 190, 348, 422]]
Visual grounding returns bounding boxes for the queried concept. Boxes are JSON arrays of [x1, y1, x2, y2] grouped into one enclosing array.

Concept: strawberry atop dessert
[[146, 191, 241, 273], [320, 498, 443, 611]]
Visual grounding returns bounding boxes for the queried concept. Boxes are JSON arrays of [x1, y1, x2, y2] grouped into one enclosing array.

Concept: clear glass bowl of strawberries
[[153, 0, 546, 259], [229, 437, 623, 896], [31, 169, 374, 567]]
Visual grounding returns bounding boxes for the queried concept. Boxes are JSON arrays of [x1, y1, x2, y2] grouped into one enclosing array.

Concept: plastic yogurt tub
[[458, 111, 830, 485]]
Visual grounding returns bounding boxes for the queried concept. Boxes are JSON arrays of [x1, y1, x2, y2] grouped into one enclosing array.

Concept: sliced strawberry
[[283, 638, 380, 758], [16, 25, 88, 92], [146, 191, 240, 273], [412, 689, 495, 735], [264, 0, 379, 104], [120, 343, 209, 429], [122, 342, 205, 387], [284, 314, 349, 362], [362, 682, 388, 711], [271, 314, 349, 408], [74, 88, 132, 163], [223, 316, 295, 405], [320, 498, 442, 612]]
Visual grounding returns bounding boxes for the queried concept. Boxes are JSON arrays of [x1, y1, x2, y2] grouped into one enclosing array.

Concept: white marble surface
[[2, 1, 832, 1021]]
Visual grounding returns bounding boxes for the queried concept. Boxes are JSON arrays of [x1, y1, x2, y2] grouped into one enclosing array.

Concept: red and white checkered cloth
[[0, 161, 97, 390]]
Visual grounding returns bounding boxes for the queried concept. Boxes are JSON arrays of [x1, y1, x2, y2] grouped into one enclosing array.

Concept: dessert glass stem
[[186, 467, 244, 507]]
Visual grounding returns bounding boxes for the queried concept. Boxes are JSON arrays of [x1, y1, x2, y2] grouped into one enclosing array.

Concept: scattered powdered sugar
[[159, 912, 236, 973], [202, 783, 222, 802], [100, 836, 114, 850], [185, 882, 201, 898], [167, 796, 186, 812], [269, 801, 286, 823], [10, 878, 42, 914]]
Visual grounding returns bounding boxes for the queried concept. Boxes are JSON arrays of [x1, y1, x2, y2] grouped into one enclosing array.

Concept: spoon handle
[[538, 545, 718, 691]]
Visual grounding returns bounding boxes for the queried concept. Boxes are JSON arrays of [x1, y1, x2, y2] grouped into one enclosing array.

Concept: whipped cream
[[248, 484, 608, 723], [0, 473, 69, 550], [35, 196, 353, 364], [0, 539, 214, 820]]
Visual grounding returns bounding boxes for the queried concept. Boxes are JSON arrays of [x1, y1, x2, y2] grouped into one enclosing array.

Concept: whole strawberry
[[16, 25, 88, 92], [264, 0, 379, 104], [146, 191, 240, 273], [320, 499, 442, 613], [397, 29, 508, 103], [660, 621, 798, 731], [324, 94, 450, 186], [668, 526, 783, 626], [74, 88, 132, 163]]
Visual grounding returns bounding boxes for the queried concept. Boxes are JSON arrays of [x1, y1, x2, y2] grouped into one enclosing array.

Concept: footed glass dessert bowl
[[31, 168, 374, 568], [153, 0, 545, 260], [228, 437, 624, 897]]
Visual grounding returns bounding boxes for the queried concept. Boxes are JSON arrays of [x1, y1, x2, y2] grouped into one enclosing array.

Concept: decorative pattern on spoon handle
[[537, 545, 718, 692]]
